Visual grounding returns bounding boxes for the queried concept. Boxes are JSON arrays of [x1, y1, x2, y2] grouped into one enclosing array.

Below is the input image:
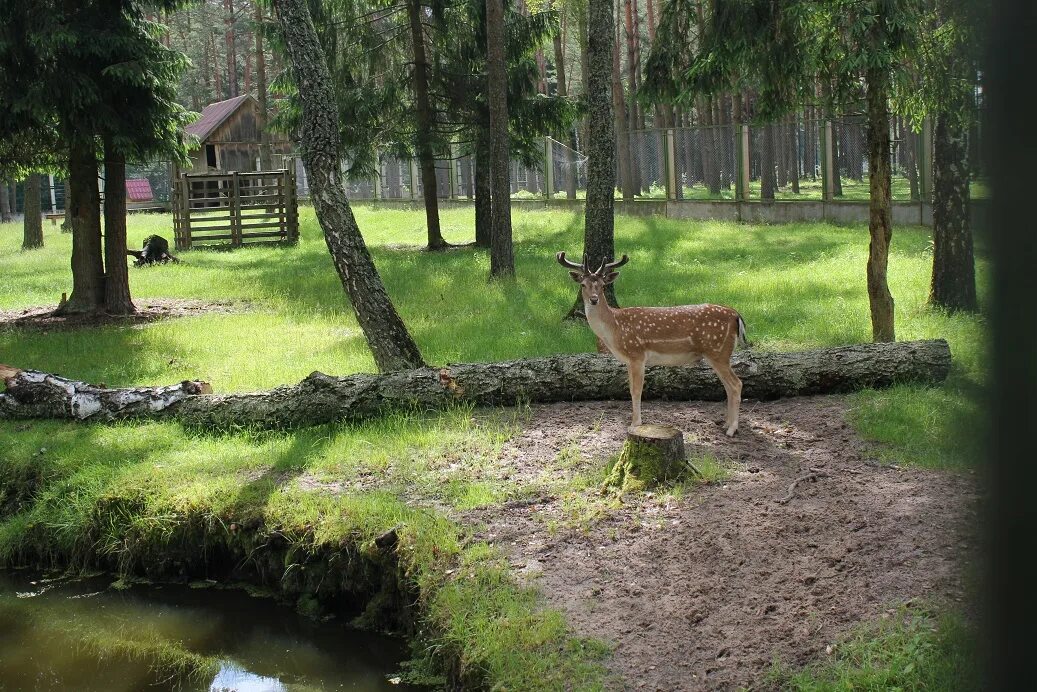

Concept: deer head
[[556, 252, 629, 306]]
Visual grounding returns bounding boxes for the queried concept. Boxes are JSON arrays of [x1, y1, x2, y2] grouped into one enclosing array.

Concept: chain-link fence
[[670, 123, 737, 200], [125, 161, 174, 205], [548, 137, 588, 199], [270, 114, 983, 205]]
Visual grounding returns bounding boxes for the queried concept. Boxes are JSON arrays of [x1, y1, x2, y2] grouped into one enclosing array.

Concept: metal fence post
[[665, 128, 677, 201], [822, 120, 835, 202], [736, 124, 750, 202], [544, 137, 554, 201]]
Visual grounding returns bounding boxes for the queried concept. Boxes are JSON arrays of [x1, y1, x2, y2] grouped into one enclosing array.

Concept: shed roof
[[185, 95, 252, 142], [125, 178, 154, 202]]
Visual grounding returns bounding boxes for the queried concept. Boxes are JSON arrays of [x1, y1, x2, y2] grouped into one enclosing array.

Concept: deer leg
[[627, 358, 645, 431], [706, 357, 742, 437]]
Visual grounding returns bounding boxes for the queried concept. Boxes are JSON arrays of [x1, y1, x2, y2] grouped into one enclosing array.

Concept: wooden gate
[[172, 169, 299, 250]]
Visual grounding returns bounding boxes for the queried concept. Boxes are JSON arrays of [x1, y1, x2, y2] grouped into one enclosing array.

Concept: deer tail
[[736, 314, 751, 348]]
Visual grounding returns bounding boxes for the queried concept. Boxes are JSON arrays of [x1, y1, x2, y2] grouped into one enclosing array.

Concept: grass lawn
[[0, 206, 985, 688]]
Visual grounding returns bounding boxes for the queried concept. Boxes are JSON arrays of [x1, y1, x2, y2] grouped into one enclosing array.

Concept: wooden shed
[[180, 95, 292, 174]]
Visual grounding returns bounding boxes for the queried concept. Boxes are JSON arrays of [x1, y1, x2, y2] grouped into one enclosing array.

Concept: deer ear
[[569, 271, 584, 283], [602, 271, 620, 284]]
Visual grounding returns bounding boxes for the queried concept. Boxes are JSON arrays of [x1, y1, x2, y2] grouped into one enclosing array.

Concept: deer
[[557, 251, 748, 437]]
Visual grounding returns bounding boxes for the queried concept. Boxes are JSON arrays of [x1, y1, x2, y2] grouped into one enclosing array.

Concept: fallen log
[[0, 339, 951, 429]]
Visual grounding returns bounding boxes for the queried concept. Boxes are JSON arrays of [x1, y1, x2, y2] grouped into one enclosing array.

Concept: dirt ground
[[0, 299, 249, 331], [464, 396, 978, 691]]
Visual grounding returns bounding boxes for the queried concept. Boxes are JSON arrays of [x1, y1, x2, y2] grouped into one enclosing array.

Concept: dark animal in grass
[[127, 235, 179, 266]]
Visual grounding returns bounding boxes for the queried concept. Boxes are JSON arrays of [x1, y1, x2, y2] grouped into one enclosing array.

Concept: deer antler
[[556, 251, 586, 272], [594, 254, 630, 275]]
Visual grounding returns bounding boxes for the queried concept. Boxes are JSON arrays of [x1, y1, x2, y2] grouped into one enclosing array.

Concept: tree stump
[[602, 424, 687, 494]]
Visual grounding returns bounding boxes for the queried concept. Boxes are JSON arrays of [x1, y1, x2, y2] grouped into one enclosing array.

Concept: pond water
[[0, 570, 421, 691]]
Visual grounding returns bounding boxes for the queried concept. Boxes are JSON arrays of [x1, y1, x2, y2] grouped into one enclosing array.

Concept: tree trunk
[[789, 113, 800, 194], [270, 0, 425, 372], [474, 126, 492, 248], [612, 28, 634, 201], [0, 179, 12, 222], [569, 0, 620, 317], [0, 340, 953, 429], [832, 122, 844, 196], [59, 140, 105, 314], [224, 0, 238, 98], [761, 124, 776, 200], [903, 116, 920, 201], [406, 0, 446, 251], [866, 68, 895, 342], [486, 0, 514, 277], [623, 0, 642, 194], [930, 111, 977, 312], [255, 1, 272, 170], [804, 106, 816, 181], [61, 179, 72, 232], [21, 174, 43, 249], [551, 7, 578, 200], [103, 139, 135, 315]]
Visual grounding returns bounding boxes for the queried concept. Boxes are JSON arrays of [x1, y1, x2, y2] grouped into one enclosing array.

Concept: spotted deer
[[558, 252, 748, 436]]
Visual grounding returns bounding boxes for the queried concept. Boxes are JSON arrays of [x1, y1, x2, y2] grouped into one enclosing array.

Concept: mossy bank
[[0, 414, 610, 690]]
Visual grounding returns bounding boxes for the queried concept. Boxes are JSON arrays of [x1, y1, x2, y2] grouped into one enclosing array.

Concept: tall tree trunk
[[577, 5, 591, 148], [255, 3, 272, 170], [103, 139, 134, 315], [212, 33, 223, 100], [865, 68, 895, 342], [572, 0, 619, 314], [485, 0, 514, 277], [59, 139, 105, 314], [789, 112, 800, 194], [930, 111, 977, 312], [623, 0, 642, 194], [613, 28, 634, 200], [61, 179, 72, 232], [270, 0, 425, 372], [474, 125, 492, 248], [804, 105, 816, 181], [903, 116, 920, 201], [244, 37, 253, 95], [776, 119, 788, 188], [761, 124, 776, 200], [406, 0, 446, 250], [21, 175, 43, 249], [224, 0, 238, 98], [551, 4, 578, 199], [0, 179, 12, 222], [832, 122, 844, 196]]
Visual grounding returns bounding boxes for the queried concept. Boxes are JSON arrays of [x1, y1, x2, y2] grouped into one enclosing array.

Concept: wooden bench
[[44, 212, 64, 225]]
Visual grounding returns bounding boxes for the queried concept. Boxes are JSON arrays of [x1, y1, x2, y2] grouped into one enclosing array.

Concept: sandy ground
[[464, 396, 977, 691]]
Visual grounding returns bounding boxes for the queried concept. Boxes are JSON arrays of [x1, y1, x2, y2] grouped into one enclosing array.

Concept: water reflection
[[0, 570, 418, 691], [211, 662, 288, 691]]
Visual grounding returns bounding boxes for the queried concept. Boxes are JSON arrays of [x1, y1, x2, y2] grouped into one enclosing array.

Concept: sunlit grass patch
[[768, 605, 979, 691]]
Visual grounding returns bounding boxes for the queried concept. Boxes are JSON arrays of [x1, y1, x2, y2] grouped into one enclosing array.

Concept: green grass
[[0, 206, 985, 688], [768, 606, 979, 691]]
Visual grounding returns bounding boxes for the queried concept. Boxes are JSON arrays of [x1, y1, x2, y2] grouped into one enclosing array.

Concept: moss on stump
[[602, 424, 687, 494]]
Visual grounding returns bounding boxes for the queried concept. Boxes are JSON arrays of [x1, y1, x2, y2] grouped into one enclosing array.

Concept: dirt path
[[464, 396, 978, 691]]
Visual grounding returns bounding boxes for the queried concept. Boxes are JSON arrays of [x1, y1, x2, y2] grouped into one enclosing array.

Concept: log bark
[[0, 340, 951, 429]]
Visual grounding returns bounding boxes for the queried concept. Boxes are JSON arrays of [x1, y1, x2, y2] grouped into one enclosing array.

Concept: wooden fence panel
[[172, 169, 297, 250]]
